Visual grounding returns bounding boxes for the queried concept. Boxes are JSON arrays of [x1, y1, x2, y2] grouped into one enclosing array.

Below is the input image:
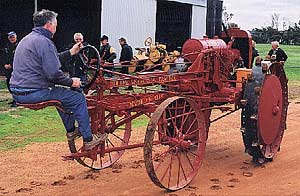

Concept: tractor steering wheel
[[77, 45, 101, 91]]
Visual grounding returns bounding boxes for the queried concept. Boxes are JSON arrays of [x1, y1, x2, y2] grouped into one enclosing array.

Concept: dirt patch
[[0, 101, 300, 196]]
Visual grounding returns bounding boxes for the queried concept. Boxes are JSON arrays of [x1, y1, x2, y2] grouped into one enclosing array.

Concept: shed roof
[[167, 0, 207, 7]]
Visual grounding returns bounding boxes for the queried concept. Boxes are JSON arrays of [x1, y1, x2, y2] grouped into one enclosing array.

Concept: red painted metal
[[144, 97, 207, 191], [258, 75, 283, 145], [257, 63, 289, 159], [20, 28, 288, 191]]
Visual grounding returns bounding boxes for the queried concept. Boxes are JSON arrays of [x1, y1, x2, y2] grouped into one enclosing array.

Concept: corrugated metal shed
[[101, 0, 157, 60], [101, 0, 207, 60]]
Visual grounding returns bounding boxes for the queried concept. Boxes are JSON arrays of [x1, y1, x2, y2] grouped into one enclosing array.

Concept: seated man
[[9, 9, 107, 150]]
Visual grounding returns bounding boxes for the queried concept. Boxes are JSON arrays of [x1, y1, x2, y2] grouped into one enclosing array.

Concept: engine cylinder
[[182, 37, 227, 62]]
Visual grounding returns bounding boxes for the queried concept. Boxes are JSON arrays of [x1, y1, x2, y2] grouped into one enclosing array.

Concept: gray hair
[[33, 9, 58, 27], [73, 32, 83, 39], [271, 41, 279, 47]]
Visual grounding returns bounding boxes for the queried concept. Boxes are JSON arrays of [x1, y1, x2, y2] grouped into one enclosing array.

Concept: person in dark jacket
[[266, 41, 288, 64], [119, 37, 133, 74], [9, 9, 107, 150], [63, 32, 89, 92], [3, 31, 18, 107], [99, 35, 116, 77], [119, 37, 133, 90]]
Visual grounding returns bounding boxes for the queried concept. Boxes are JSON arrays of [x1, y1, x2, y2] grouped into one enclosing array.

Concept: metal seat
[[17, 100, 63, 111]]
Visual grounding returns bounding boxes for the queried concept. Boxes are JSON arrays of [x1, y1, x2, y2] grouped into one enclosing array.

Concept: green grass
[[0, 95, 149, 151], [0, 107, 65, 151], [0, 79, 6, 90], [256, 44, 300, 81]]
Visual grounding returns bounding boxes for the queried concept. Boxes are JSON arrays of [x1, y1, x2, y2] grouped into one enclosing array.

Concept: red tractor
[[20, 27, 288, 191]]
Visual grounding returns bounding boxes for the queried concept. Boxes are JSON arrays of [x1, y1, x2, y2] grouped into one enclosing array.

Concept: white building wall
[[101, 0, 157, 60], [101, 0, 207, 59], [191, 5, 207, 39]]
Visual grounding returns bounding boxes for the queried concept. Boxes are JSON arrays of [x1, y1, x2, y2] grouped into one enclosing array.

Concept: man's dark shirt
[[3, 41, 18, 76], [10, 27, 73, 89], [62, 42, 88, 78], [119, 43, 133, 74], [267, 48, 288, 62], [120, 43, 133, 62]]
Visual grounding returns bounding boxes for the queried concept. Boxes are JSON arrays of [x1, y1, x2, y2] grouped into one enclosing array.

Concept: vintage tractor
[[130, 37, 180, 73], [19, 27, 288, 191]]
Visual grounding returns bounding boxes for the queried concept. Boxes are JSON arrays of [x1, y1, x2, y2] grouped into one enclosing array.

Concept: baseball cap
[[100, 35, 108, 41], [7, 31, 17, 37], [118, 37, 127, 42]]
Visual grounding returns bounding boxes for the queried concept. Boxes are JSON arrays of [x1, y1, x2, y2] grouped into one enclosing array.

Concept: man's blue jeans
[[11, 87, 92, 141]]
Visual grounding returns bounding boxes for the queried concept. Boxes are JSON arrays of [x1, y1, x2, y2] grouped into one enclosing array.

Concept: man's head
[[100, 35, 108, 45], [271, 41, 279, 50], [118, 37, 127, 46], [7, 31, 17, 44], [33, 9, 58, 35], [255, 56, 262, 65], [73, 33, 83, 43]]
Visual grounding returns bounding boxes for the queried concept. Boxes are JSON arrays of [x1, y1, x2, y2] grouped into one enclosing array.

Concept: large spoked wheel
[[257, 62, 288, 159], [144, 97, 207, 191], [77, 45, 101, 91], [68, 113, 131, 170]]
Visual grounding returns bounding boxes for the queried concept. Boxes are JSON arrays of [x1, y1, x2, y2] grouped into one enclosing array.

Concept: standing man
[[4, 31, 18, 107], [10, 9, 107, 150], [99, 35, 116, 77], [266, 41, 288, 64], [64, 32, 88, 92], [119, 37, 133, 90], [119, 37, 133, 74]]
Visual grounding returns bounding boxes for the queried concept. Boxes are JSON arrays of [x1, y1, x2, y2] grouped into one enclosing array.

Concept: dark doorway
[[0, 0, 34, 74], [0, 0, 33, 48], [155, 1, 192, 51], [38, 0, 101, 51]]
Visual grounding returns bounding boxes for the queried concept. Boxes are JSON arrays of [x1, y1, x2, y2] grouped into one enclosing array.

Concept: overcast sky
[[223, 0, 300, 30]]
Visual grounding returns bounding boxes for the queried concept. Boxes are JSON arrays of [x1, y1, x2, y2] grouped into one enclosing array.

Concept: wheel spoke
[[160, 151, 174, 184], [106, 140, 113, 164], [179, 101, 190, 131], [167, 106, 178, 136], [177, 152, 188, 182], [187, 150, 200, 158], [111, 132, 126, 143], [184, 118, 197, 135], [184, 151, 194, 171]]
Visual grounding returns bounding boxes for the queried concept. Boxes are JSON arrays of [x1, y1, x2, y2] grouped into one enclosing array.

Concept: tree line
[[223, 9, 300, 45], [251, 22, 300, 45]]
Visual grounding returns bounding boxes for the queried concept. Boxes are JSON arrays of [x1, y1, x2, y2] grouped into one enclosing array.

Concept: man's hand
[[4, 64, 12, 69], [71, 77, 81, 88], [69, 42, 83, 56]]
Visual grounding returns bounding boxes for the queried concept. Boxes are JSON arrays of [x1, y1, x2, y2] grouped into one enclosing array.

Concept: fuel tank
[[182, 36, 227, 62]]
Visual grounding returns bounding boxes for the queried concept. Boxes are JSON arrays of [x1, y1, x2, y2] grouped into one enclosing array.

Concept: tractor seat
[[17, 100, 62, 110]]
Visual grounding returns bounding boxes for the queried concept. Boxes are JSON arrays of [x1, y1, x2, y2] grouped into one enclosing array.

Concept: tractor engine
[[181, 36, 244, 98]]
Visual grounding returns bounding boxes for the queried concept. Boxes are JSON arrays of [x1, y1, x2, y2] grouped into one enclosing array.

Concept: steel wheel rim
[[68, 114, 131, 170], [144, 97, 207, 191]]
